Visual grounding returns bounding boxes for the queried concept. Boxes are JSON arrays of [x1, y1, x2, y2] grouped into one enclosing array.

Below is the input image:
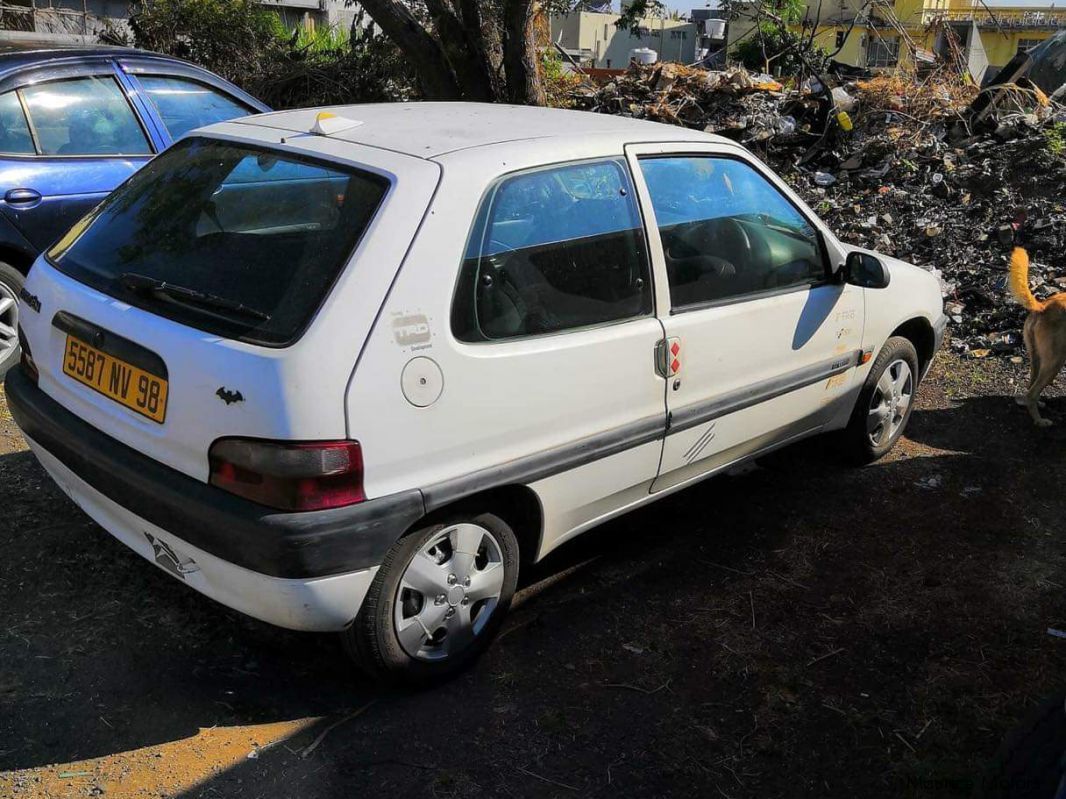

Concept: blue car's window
[[0, 91, 33, 155], [20, 76, 151, 156], [139, 76, 253, 140], [639, 156, 825, 309], [453, 158, 651, 341], [47, 137, 388, 346]]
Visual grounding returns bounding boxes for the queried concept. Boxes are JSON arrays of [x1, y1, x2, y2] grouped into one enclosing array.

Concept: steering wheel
[[714, 217, 754, 275]]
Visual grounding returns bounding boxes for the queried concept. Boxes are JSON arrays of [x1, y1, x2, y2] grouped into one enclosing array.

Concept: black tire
[[342, 513, 520, 686], [841, 336, 920, 464], [978, 695, 1066, 799], [0, 261, 24, 379]]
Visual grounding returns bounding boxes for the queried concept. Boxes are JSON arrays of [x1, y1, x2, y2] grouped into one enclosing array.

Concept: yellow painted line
[[0, 717, 319, 798]]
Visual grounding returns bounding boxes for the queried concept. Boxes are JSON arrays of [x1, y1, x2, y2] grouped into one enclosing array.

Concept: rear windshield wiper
[[118, 273, 271, 323]]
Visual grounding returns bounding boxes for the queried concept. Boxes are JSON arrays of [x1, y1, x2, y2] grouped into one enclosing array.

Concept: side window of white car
[[453, 158, 652, 341], [639, 156, 826, 310]]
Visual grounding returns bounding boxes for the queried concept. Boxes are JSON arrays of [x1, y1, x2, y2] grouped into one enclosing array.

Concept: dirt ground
[[0, 351, 1064, 799]]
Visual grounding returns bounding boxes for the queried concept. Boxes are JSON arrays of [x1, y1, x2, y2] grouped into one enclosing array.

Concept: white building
[[551, 9, 699, 68]]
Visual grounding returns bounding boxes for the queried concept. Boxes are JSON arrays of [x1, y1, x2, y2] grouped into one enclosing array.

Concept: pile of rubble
[[573, 64, 1066, 358]]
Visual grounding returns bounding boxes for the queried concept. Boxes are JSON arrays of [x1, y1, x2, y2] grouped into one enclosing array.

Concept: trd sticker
[[144, 532, 198, 579], [393, 314, 432, 347]]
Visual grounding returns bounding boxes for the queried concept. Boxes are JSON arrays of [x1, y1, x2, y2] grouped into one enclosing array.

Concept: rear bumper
[[26, 436, 377, 631], [5, 366, 425, 581]]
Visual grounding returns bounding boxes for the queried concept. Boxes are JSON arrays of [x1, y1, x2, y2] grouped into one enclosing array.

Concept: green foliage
[[1046, 122, 1066, 156], [733, 24, 830, 77], [615, 0, 667, 31], [125, 0, 286, 85], [541, 47, 581, 108], [719, 0, 805, 24], [118, 0, 415, 109], [289, 24, 350, 53]]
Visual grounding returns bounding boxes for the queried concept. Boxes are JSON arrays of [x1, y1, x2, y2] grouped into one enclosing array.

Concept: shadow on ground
[[1, 360, 1064, 797]]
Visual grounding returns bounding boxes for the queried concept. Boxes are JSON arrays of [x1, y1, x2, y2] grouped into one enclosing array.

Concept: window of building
[[139, 76, 253, 140], [866, 35, 900, 68], [452, 159, 652, 341], [20, 76, 151, 156], [835, 30, 846, 48], [638, 156, 825, 309], [1017, 37, 1043, 54]]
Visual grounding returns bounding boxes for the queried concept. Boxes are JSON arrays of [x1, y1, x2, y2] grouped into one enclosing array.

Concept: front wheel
[[342, 513, 520, 685], [841, 336, 919, 464]]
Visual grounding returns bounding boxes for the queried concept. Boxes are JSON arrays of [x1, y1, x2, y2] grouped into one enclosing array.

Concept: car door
[[344, 154, 669, 558], [0, 62, 156, 252], [626, 143, 866, 493]]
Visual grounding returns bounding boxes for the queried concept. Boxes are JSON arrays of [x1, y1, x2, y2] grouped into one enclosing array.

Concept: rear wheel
[[841, 336, 919, 464], [343, 513, 520, 685], [0, 262, 23, 378]]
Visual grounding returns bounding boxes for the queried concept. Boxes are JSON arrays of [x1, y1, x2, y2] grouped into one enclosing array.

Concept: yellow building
[[785, 0, 1066, 80]]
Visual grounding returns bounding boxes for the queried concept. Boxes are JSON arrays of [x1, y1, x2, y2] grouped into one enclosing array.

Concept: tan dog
[[1010, 246, 1066, 426]]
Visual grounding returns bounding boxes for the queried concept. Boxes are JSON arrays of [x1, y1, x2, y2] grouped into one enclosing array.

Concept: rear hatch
[[18, 130, 438, 483]]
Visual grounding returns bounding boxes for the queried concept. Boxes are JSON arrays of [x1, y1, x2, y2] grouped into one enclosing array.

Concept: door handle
[[655, 337, 682, 378], [4, 188, 41, 206]]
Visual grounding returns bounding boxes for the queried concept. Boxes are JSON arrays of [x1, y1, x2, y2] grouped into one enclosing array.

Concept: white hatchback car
[[7, 103, 945, 683]]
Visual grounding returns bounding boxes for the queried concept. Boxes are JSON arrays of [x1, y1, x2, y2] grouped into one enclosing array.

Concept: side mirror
[[842, 251, 891, 289]]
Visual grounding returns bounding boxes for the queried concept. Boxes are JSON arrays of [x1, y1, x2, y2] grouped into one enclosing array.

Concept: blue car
[[0, 40, 269, 375]]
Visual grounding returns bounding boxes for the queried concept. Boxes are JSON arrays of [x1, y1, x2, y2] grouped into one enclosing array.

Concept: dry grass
[[853, 72, 979, 120]]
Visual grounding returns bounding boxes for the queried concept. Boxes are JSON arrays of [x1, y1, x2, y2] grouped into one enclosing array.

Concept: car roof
[[0, 39, 181, 71], [229, 102, 724, 160]]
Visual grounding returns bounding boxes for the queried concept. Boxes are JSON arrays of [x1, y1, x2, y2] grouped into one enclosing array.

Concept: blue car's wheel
[[0, 262, 22, 379]]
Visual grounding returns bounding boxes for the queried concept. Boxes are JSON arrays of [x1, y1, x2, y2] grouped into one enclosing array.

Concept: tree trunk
[[423, 0, 501, 100], [502, 0, 545, 106], [355, 0, 462, 99], [456, 0, 505, 96]]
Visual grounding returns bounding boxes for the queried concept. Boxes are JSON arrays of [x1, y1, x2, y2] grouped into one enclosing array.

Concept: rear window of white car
[[47, 137, 388, 346]]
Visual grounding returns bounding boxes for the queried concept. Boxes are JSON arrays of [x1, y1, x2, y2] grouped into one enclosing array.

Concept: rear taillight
[[17, 325, 37, 384], [208, 438, 365, 511]]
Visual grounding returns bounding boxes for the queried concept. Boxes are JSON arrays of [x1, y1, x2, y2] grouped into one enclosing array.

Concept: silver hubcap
[[867, 358, 913, 448], [394, 523, 505, 662], [0, 279, 18, 365]]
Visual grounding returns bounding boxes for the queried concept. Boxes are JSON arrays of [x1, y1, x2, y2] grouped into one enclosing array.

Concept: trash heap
[[572, 64, 1066, 358]]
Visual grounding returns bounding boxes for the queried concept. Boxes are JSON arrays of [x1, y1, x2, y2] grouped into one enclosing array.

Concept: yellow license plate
[[62, 334, 168, 424]]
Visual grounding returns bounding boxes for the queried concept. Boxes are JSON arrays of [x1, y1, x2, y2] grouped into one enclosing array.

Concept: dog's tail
[[1009, 247, 1044, 312]]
